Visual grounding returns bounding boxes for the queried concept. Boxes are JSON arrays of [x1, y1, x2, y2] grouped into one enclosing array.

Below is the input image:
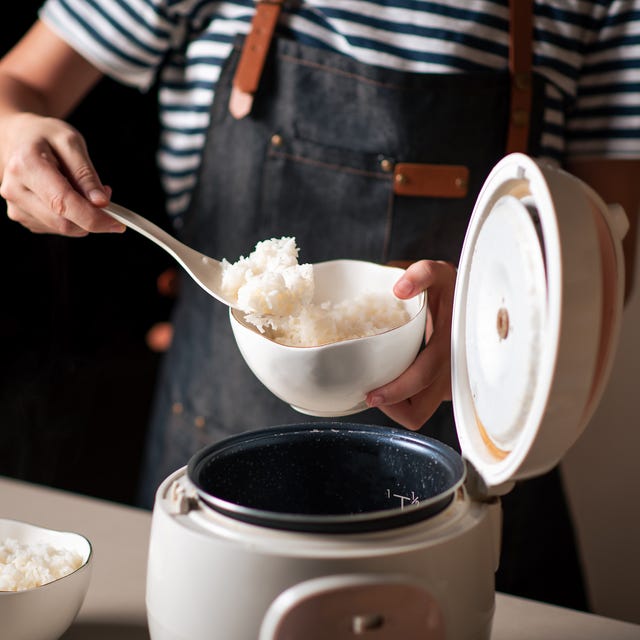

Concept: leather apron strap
[[229, 0, 285, 119], [506, 0, 534, 154], [229, 0, 533, 195]]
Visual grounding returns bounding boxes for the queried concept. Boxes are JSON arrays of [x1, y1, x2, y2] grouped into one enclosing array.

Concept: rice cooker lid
[[452, 153, 627, 493]]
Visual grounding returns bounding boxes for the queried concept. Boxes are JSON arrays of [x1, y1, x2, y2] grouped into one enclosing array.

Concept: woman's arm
[[0, 20, 103, 120], [0, 20, 123, 235]]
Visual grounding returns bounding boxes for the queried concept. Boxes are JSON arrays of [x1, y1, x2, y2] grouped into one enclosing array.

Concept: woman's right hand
[[0, 112, 124, 236]]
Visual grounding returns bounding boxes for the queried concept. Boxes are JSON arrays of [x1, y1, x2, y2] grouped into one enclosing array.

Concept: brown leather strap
[[392, 163, 469, 198], [506, 0, 533, 154], [231, 0, 532, 192], [229, 0, 284, 119]]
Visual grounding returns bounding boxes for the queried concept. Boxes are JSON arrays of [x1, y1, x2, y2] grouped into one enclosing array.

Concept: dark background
[[0, 5, 173, 506]]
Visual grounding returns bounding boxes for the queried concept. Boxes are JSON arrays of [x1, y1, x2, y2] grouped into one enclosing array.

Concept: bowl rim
[[187, 423, 466, 533], [0, 518, 93, 594]]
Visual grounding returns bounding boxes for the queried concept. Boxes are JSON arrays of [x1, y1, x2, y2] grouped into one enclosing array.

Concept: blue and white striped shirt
[[40, 0, 640, 223]]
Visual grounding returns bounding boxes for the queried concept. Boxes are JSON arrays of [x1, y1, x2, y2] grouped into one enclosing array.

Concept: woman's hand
[[0, 112, 123, 236], [366, 260, 457, 430]]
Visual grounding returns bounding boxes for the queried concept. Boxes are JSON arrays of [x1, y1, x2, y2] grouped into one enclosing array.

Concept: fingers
[[393, 260, 441, 298], [372, 374, 451, 431], [4, 173, 88, 236], [365, 259, 457, 430], [366, 336, 452, 429], [394, 260, 456, 299], [370, 330, 449, 399], [46, 123, 109, 206], [1, 116, 124, 236], [6, 203, 88, 236]]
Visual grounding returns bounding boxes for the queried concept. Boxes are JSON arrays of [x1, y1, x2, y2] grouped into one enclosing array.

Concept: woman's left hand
[[366, 260, 457, 430]]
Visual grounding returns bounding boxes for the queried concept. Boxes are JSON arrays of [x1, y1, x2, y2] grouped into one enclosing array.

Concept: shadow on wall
[[0, 5, 173, 507]]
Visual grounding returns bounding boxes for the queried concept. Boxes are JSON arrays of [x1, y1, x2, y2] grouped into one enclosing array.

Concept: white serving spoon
[[102, 202, 239, 308]]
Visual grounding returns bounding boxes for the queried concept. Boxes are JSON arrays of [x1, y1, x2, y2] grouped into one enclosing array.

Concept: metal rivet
[[380, 158, 393, 172], [194, 416, 206, 429], [352, 614, 385, 634], [270, 133, 283, 147], [395, 172, 407, 184], [497, 307, 510, 340], [455, 177, 467, 190], [512, 109, 529, 127], [172, 402, 183, 415], [514, 72, 531, 91]]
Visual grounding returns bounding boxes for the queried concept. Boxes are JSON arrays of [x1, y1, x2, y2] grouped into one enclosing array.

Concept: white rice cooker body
[[147, 467, 501, 640], [145, 153, 626, 639]]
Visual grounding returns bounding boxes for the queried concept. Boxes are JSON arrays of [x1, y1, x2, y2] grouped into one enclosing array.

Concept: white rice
[[221, 237, 314, 317], [222, 237, 410, 347], [0, 538, 83, 591], [265, 292, 410, 347]]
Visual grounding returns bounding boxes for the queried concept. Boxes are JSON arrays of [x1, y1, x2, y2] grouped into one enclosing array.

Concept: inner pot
[[187, 423, 466, 533]]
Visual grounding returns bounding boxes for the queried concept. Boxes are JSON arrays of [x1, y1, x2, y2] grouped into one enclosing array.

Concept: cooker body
[[146, 467, 501, 640]]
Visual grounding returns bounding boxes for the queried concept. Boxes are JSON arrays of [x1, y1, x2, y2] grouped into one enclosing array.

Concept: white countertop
[[1, 476, 639, 640]]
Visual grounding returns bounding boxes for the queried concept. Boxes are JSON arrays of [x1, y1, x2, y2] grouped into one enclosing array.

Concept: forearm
[[0, 73, 49, 118], [0, 20, 102, 116]]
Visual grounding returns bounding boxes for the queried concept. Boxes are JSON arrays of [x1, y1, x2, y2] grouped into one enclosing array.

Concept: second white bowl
[[0, 518, 92, 640]]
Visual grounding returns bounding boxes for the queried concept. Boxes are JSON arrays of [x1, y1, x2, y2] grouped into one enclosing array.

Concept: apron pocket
[[260, 133, 394, 263]]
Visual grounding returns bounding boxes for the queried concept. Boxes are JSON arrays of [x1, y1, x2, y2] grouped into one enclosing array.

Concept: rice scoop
[[221, 237, 410, 347]]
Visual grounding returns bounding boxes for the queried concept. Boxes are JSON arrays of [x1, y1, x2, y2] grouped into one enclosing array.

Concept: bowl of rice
[[0, 518, 92, 640], [225, 239, 426, 416]]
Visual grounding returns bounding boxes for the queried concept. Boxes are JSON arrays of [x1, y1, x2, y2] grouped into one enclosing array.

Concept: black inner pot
[[187, 423, 465, 533]]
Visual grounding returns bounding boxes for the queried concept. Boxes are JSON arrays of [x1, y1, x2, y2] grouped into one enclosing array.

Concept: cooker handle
[[258, 573, 445, 640]]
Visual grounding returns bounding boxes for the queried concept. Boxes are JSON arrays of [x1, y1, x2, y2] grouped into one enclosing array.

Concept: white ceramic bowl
[[229, 259, 427, 416], [0, 518, 92, 640]]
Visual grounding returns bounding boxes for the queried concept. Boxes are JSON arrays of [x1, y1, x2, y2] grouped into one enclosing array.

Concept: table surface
[[1, 476, 639, 640]]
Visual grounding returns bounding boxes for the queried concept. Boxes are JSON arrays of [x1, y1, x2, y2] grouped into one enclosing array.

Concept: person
[[1, 0, 639, 612], [0, 2, 173, 507]]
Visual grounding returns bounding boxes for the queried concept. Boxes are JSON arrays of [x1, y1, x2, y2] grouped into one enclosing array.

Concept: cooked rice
[[221, 237, 313, 317], [0, 538, 83, 591], [222, 237, 410, 346]]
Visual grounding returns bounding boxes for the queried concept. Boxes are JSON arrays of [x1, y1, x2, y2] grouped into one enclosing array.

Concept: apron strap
[[230, 0, 533, 192], [229, 0, 285, 119], [506, 0, 534, 154], [393, 163, 469, 198]]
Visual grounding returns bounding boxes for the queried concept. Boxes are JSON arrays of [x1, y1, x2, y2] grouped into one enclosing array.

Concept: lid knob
[[496, 308, 510, 340]]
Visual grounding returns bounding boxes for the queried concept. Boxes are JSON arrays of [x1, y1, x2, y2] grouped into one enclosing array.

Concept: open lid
[[452, 153, 627, 493]]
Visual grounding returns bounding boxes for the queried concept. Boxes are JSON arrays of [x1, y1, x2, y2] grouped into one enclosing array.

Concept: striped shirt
[[40, 0, 640, 224]]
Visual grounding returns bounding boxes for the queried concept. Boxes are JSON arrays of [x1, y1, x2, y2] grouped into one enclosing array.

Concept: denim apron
[[139, 6, 588, 610]]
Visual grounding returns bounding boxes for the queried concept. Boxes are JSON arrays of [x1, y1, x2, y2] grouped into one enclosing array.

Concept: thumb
[[57, 130, 109, 206], [80, 169, 109, 207]]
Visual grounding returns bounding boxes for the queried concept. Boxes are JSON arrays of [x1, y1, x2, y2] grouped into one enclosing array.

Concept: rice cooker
[[145, 153, 628, 639]]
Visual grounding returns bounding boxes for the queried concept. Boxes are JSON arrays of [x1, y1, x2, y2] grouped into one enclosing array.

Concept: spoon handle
[[102, 202, 232, 306], [102, 203, 187, 262]]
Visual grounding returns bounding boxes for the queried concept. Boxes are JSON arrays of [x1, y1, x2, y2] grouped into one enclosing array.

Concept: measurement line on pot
[[386, 489, 420, 509]]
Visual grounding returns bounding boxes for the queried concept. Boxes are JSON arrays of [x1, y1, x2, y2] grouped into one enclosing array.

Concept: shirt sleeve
[[39, 0, 185, 92], [566, 0, 640, 159]]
